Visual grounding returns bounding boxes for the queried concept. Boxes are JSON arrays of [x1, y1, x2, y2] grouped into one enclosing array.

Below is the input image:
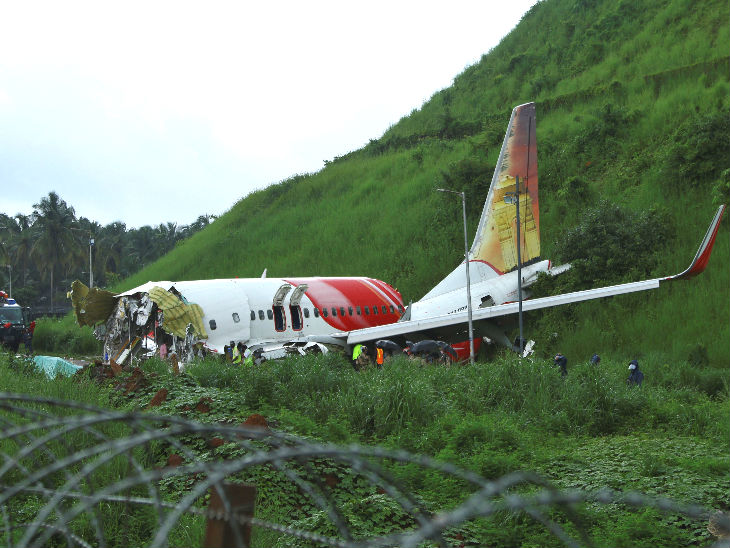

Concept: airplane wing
[[347, 204, 726, 345]]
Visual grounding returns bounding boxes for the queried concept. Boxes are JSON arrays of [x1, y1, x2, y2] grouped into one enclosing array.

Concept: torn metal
[[70, 280, 209, 366]]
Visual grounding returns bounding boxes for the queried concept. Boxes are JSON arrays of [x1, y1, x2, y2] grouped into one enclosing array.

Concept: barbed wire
[[0, 392, 727, 548]]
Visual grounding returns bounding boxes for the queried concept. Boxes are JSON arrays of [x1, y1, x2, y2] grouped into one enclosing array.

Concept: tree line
[[0, 191, 214, 312]]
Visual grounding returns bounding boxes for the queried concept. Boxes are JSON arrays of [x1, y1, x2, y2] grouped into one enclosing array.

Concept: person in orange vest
[[375, 346, 384, 368]]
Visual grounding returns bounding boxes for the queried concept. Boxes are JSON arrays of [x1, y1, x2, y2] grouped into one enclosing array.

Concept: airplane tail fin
[[470, 102, 539, 273], [421, 102, 539, 300]]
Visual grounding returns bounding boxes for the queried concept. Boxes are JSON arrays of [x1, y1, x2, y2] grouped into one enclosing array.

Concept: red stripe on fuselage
[[285, 278, 404, 332]]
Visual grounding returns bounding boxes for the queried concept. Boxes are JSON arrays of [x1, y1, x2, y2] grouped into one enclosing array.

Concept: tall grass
[[177, 353, 728, 445], [3, 349, 727, 547], [32, 316, 101, 356]]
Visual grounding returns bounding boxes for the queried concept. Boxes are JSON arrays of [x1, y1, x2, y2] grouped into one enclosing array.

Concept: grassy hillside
[[121, 0, 729, 365]]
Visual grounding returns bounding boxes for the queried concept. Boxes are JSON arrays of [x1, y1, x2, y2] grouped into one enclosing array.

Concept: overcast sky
[[1, 1, 537, 229]]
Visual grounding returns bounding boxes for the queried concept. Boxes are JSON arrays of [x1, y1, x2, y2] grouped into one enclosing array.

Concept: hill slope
[[122, 0, 729, 365]]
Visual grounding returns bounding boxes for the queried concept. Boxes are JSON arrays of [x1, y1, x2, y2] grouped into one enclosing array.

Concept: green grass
[[1, 350, 727, 546]]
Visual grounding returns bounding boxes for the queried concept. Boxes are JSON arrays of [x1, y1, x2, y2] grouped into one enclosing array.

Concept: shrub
[[665, 107, 730, 188], [540, 200, 674, 291]]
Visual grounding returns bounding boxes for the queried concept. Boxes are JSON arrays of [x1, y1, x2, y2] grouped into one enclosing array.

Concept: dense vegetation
[[2, 0, 728, 545], [1, 350, 727, 546], [102, 0, 727, 366], [0, 192, 214, 311]]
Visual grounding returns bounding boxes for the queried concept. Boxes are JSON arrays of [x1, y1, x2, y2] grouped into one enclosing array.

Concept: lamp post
[[71, 228, 94, 289], [436, 188, 475, 365], [504, 175, 524, 355], [89, 237, 94, 289]]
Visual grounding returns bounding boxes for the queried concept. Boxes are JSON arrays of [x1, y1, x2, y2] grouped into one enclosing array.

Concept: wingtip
[[665, 204, 725, 281]]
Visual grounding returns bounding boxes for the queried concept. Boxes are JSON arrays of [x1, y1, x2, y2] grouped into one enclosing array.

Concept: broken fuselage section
[[69, 276, 405, 365], [70, 280, 211, 366]]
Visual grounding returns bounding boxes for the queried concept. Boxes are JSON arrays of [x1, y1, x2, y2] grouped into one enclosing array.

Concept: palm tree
[[0, 214, 10, 289], [97, 221, 127, 279], [126, 225, 157, 270], [10, 214, 37, 286], [31, 192, 78, 312], [0, 213, 11, 264], [155, 222, 180, 255]]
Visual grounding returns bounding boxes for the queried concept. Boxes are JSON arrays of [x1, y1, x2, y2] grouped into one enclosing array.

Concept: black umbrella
[[409, 340, 441, 358], [436, 341, 458, 362], [375, 339, 402, 356]]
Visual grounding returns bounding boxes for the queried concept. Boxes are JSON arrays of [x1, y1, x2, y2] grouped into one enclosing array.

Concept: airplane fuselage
[[410, 259, 552, 320], [158, 277, 404, 353]]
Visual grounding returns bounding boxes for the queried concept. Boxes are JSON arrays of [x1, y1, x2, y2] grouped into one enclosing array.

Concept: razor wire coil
[[0, 392, 728, 548]]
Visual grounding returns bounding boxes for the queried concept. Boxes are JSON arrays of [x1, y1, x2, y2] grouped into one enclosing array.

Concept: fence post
[[203, 483, 256, 548]]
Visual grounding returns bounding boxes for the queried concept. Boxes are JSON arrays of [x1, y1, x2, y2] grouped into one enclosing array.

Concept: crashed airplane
[[70, 102, 726, 365]]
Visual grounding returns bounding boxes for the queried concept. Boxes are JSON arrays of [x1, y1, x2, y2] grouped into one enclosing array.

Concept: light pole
[[71, 228, 95, 288], [436, 188, 475, 365], [504, 175, 524, 355], [89, 237, 94, 289]]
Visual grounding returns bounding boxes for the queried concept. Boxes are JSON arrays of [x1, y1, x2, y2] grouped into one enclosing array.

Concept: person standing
[[375, 346, 384, 368], [159, 338, 168, 361], [627, 359, 644, 386], [232, 342, 242, 365], [554, 353, 568, 377], [23, 321, 36, 354]]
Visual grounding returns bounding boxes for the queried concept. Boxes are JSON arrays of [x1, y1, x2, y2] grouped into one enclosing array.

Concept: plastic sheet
[[32, 356, 82, 378]]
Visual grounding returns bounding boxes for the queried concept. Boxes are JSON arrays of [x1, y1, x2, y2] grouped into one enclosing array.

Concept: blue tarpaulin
[[32, 356, 82, 378]]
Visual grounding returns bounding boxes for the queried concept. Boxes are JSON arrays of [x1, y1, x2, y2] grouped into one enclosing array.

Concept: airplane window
[[303, 308, 310, 318], [332, 307, 337, 317], [232, 312, 240, 323], [389, 306, 394, 314], [356, 306, 361, 315], [314, 308, 320, 318], [348, 306, 353, 315], [382, 305, 387, 314], [364, 306, 370, 315], [372, 306, 378, 315], [209, 319, 217, 330], [398, 305, 404, 314], [250, 310, 256, 321], [267, 310, 273, 320], [340, 307, 346, 316], [322, 308, 328, 317], [259, 310, 265, 320]]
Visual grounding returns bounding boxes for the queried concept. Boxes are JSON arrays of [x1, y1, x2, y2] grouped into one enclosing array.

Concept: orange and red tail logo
[[470, 102, 540, 274]]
